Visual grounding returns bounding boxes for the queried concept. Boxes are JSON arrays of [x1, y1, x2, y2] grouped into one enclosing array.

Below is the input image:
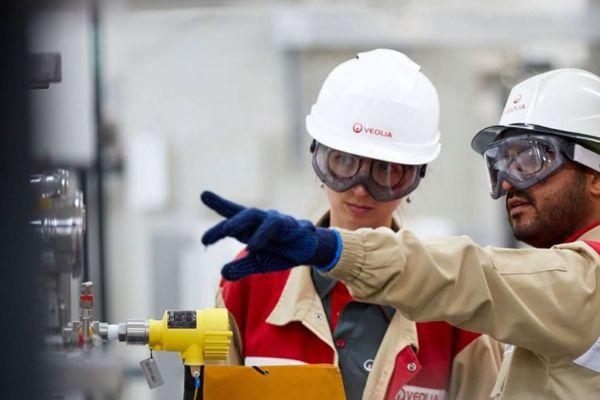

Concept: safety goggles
[[311, 142, 426, 202], [483, 133, 600, 199]]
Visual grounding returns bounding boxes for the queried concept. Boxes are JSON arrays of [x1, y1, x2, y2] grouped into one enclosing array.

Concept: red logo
[[512, 93, 522, 104], [351, 122, 392, 139], [504, 93, 527, 115]]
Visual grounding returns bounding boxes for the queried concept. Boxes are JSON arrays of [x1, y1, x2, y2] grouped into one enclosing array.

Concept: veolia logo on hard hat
[[352, 122, 393, 138], [504, 93, 527, 115], [513, 93, 522, 104]]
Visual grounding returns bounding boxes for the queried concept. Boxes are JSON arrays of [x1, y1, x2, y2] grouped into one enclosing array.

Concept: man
[[201, 68, 600, 399]]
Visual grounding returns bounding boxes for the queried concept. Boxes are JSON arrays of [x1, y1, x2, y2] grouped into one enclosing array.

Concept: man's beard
[[507, 171, 592, 248]]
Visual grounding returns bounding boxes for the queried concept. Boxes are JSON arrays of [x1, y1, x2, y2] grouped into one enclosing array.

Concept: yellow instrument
[[119, 308, 232, 376]]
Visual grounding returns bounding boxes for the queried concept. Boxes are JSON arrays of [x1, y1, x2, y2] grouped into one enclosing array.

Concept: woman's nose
[[351, 184, 369, 197]]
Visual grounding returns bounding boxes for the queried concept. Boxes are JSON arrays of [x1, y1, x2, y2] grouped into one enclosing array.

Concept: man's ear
[[588, 169, 600, 197]]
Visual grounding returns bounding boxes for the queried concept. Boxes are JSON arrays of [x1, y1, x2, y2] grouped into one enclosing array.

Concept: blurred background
[[3, 0, 600, 398]]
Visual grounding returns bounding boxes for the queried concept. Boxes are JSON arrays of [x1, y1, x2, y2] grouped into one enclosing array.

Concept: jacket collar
[[265, 265, 339, 364], [266, 212, 333, 328], [565, 221, 600, 242], [266, 265, 325, 327]]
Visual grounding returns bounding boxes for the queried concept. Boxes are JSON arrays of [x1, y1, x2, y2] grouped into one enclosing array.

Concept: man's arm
[[327, 227, 600, 360]]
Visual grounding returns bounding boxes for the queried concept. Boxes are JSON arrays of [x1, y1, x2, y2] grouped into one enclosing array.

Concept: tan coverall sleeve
[[214, 287, 243, 365], [326, 228, 600, 360], [448, 335, 503, 400]]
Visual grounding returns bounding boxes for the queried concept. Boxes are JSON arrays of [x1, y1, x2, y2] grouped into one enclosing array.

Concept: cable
[[193, 374, 201, 400]]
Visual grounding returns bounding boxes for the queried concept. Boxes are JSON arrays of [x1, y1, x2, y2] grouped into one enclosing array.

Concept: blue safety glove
[[200, 191, 342, 281]]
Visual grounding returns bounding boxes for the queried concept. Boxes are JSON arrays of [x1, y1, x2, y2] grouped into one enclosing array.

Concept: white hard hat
[[306, 49, 441, 165], [472, 68, 600, 154]]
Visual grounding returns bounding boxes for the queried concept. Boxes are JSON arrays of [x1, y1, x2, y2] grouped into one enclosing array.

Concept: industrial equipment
[[62, 285, 233, 384], [117, 309, 232, 372], [61, 280, 232, 398], [33, 169, 233, 399], [32, 169, 85, 341]]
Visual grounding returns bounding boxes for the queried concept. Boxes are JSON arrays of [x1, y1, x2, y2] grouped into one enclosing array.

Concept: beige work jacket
[[326, 225, 600, 399]]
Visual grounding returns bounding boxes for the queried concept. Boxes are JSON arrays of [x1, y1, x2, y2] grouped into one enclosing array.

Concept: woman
[[215, 49, 501, 400]]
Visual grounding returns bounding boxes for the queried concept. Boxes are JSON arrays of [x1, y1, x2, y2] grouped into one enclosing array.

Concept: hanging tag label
[[140, 357, 165, 389]]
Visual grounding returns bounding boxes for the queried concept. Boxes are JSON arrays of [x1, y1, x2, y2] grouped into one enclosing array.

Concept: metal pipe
[[118, 321, 150, 345]]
